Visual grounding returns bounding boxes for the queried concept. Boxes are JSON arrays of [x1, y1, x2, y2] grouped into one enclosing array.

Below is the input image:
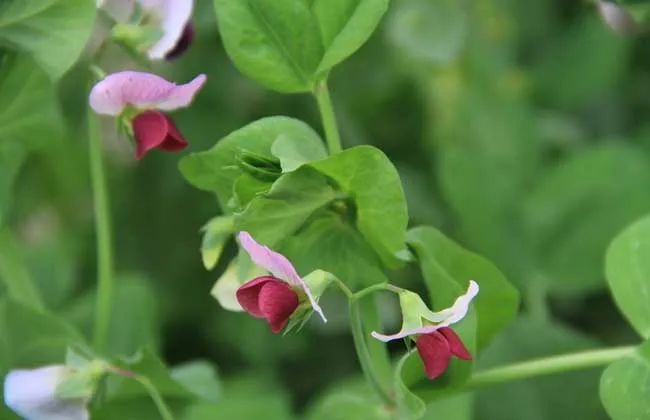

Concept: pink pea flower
[[236, 232, 327, 333], [372, 281, 479, 380], [89, 71, 206, 159], [97, 0, 194, 60]]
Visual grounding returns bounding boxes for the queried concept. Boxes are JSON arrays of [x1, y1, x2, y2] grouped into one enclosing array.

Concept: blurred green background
[[2, 0, 649, 418]]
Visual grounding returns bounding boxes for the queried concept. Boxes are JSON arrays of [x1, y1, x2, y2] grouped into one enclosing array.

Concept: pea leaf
[[605, 214, 650, 338], [0, 142, 25, 227], [0, 228, 43, 310], [0, 0, 96, 79], [386, 0, 467, 65], [0, 56, 62, 146], [600, 340, 650, 420], [213, 0, 388, 92], [200, 216, 234, 270], [407, 226, 519, 348], [282, 213, 387, 288], [171, 361, 221, 402], [526, 145, 650, 296], [236, 167, 337, 246], [179, 116, 324, 210], [271, 133, 327, 172], [309, 145, 408, 268]]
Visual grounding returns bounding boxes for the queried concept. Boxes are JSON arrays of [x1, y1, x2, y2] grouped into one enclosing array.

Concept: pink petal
[[132, 110, 188, 159], [439, 327, 472, 360], [143, 0, 194, 60], [237, 232, 327, 323], [236, 276, 277, 318], [258, 280, 300, 333], [89, 71, 206, 116], [416, 332, 452, 380]]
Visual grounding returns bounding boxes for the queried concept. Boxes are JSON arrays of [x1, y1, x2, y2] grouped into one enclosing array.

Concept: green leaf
[[0, 0, 96, 78], [407, 226, 519, 348], [386, 0, 467, 65], [179, 116, 324, 210], [309, 145, 408, 268], [0, 56, 62, 146], [535, 15, 630, 110], [200, 216, 234, 270], [600, 340, 650, 420], [271, 133, 327, 172], [171, 361, 221, 402], [605, 214, 650, 338], [0, 228, 44, 310], [213, 0, 388, 92], [282, 213, 388, 288], [526, 145, 650, 296], [0, 141, 25, 227], [307, 383, 392, 420], [236, 167, 337, 246]]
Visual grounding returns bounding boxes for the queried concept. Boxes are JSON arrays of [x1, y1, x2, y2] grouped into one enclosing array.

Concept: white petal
[[144, 0, 194, 60], [4, 366, 88, 420]]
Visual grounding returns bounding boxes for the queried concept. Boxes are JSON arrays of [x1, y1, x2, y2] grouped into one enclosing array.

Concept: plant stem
[[88, 107, 114, 352], [132, 375, 175, 420], [353, 283, 404, 301], [349, 299, 395, 406], [314, 80, 342, 155], [465, 346, 635, 390]]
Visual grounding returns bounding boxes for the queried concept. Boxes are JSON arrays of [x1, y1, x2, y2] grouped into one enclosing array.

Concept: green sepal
[[56, 348, 109, 400]]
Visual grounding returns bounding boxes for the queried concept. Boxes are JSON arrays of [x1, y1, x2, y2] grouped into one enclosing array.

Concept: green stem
[[314, 80, 342, 154], [88, 107, 114, 352], [132, 375, 175, 420], [353, 283, 403, 301], [465, 346, 635, 390], [349, 299, 395, 406]]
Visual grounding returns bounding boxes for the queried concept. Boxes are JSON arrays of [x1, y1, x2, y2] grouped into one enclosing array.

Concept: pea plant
[[0, 0, 649, 419]]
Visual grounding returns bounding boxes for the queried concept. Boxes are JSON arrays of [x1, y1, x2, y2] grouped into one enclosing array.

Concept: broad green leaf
[[0, 141, 25, 227], [600, 340, 650, 420], [282, 213, 388, 288], [535, 15, 629, 110], [0, 228, 43, 310], [213, 0, 388, 92], [0, 56, 62, 146], [525, 145, 650, 296], [476, 316, 606, 420], [171, 361, 221, 402], [179, 116, 324, 210], [236, 167, 337, 246], [407, 226, 519, 348], [271, 133, 327, 172], [200, 216, 234, 270], [308, 382, 392, 420], [309, 145, 408, 268], [0, 0, 95, 78], [386, 0, 467, 65], [605, 214, 650, 338]]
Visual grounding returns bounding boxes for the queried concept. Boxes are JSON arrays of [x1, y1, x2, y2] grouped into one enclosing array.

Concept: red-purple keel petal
[[132, 111, 187, 159], [258, 281, 299, 334], [416, 332, 452, 380], [439, 327, 472, 360], [236, 276, 278, 318]]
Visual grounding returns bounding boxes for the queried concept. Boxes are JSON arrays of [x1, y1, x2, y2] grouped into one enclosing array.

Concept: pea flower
[[235, 232, 327, 333], [4, 365, 89, 420], [372, 281, 479, 380], [98, 0, 194, 60], [89, 71, 206, 159]]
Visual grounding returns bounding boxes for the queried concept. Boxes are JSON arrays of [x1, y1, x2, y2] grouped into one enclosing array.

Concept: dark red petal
[[258, 281, 299, 334], [132, 111, 188, 160], [236, 276, 279, 318], [439, 327, 472, 360], [165, 23, 194, 60], [416, 332, 452, 380]]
